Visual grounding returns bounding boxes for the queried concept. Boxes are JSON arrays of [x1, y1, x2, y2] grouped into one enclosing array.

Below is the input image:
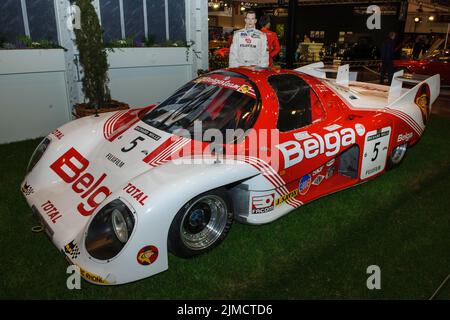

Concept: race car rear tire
[[168, 189, 233, 258], [387, 143, 407, 169]]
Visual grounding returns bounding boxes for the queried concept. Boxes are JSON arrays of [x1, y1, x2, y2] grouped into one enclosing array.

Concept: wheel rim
[[391, 144, 407, 165], [180, 195, 228, 250]]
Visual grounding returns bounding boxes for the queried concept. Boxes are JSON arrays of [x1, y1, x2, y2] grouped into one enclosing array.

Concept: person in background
[[229, 11, 269, 68], [258, 14, 280, 67], [380, 31, 396, 85], [412, 36, 425, 60]]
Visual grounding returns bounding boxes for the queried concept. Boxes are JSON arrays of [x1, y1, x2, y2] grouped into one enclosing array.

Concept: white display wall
[[0, 0, 209, 143]]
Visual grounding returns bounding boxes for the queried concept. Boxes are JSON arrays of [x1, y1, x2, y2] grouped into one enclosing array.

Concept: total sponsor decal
[[51, 129, 64, 140], [64, 240, 80, 260], [50, 147, 111, 216], [397, 132, 413, 143], [21, 182, 34, 196], [123, 183, 149, 206], [251, 194, 274, 214], [41, 200, 63, 224], [79, 267, 109, 284], [276, 126, 358, 169], [298, 174, 312, 195], [275, 189, 299, 206], [137, 245, 159, 266]]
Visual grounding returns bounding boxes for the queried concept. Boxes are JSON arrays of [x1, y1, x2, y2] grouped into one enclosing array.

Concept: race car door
[[268, 73, 327, 186]]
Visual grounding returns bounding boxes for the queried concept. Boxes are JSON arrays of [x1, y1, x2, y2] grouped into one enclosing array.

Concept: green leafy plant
[[106, 36, 135, 48], [142, 35, 155, 47], [73, 0, 111, 109], [14, 35, 64, 49]]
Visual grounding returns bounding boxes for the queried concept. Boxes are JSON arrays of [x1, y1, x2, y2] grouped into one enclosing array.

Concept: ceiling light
[[428, 15, 435, 21]]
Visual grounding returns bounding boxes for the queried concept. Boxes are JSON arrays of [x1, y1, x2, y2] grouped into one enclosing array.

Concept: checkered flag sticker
[[64, 240, 80, 259]]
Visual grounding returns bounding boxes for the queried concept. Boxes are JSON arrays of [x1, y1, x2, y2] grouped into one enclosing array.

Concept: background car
[[394, 50, 450, 86]]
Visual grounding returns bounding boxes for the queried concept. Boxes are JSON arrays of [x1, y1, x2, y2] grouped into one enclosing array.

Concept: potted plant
[[73, 0, 128, 117]]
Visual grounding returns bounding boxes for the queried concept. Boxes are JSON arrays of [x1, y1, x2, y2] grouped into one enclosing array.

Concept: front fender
[[69, 158, 259, 285]]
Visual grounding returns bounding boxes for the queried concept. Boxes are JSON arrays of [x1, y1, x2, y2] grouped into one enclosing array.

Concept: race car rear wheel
[[387, 143, 407, 169], [168, 189, 233, 258]]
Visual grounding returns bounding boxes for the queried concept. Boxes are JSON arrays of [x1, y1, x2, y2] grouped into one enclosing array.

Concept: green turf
[[1, 116, 449, 299]]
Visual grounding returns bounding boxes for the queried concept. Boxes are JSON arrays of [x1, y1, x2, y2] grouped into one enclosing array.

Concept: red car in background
[[394, 50, 450, 86]]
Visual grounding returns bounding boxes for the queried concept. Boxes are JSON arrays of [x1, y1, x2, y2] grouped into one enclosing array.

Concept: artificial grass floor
[[0, 116, 449, 299]]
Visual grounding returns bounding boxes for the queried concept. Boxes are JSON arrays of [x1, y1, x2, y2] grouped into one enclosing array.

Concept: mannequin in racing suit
[[229, 11, 269, 68]]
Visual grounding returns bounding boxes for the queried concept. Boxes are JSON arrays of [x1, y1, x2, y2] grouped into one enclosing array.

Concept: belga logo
[[275, 127, 356, 169], [50, 148, 111, 216]]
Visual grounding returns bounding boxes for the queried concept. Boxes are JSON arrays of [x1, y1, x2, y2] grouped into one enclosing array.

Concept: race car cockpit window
[[141, 72, 260, 143], [269, 74, 317, 132]]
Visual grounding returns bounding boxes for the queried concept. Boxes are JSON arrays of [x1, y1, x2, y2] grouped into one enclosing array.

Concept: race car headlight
[[111, 209, 129, 243], [85, 199, 135, 260], [26, 137, 51, 174]]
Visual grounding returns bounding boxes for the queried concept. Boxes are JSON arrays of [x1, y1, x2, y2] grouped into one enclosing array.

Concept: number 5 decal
[[371, 142, 380, 161], [361, 127, 391, 180], [121, 136, 145, 152]]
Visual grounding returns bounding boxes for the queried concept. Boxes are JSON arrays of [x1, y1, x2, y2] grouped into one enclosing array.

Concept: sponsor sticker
[[275, 189, 299, 206], [123, 183, 149, 206], [51, 129, 64, 140], [312, 175, 325, 186], [415, 83, 431, 124], [134, 126, 161, 141], [324, 124, 342, 132], [397, 132, 413, 143], [64, 240, 80, 260], [277, 127, 356, 169], [293, 131, 312, 140], [41, 200, 62, 224], [312, 166, 324, 176], [105, 153, 125, 168], [238, 85, 250, 94], [80, 267, 109, 284], [355, 123, 366, 136], [137, 246, 159, 266], [298, 174, 312, 195], [326, 166, 334, 179], [50, 147, 111, 216], [252, 194, 275, 214], [21, 182, 34, 196]]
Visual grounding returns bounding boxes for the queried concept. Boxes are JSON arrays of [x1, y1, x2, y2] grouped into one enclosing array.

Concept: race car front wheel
[[168, 189, 233, 258], [387, 143, 407, 169]]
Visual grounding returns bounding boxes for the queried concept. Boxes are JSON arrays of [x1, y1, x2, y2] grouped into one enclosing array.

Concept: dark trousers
[[380, 60, 394, 85]]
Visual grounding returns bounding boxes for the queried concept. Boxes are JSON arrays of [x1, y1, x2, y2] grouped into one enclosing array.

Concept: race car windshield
[[141, 73, 259, 142]]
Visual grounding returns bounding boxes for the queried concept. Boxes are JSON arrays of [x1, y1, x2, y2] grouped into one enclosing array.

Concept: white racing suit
[[229, 28, 269, 68]]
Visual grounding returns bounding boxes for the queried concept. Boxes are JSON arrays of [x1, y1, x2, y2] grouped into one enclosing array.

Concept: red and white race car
[[21, 62, 440, 285]]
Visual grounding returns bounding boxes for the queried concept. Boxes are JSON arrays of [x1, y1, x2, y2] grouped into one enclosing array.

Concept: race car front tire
[[168, 188, 233, 258], [387, 143, 408, 169]]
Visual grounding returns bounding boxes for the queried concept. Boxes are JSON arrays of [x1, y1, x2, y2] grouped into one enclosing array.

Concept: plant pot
[[73, 100, 129, 118]]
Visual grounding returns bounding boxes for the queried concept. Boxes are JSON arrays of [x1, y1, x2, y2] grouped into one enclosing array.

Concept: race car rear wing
[[295, 62, 440, 107]]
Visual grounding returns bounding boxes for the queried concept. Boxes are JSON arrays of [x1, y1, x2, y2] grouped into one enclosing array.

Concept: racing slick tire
[[168, 188, 233, 258], [387, 143, 408, 169]]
